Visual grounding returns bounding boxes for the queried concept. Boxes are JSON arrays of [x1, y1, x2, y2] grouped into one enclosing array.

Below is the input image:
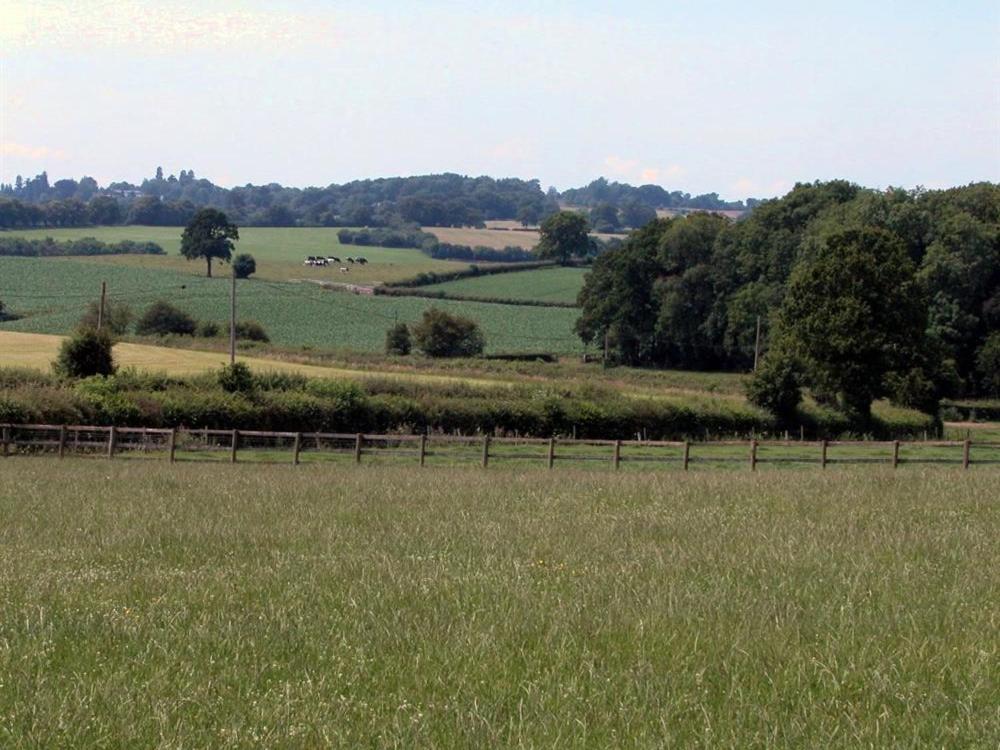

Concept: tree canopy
[[180, 208, 239, 277], [536, 211, 592, 264]]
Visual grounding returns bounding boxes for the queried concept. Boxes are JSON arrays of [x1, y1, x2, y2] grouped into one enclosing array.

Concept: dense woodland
[[577, 181, 1000, 405], [0, 169, 750, 229]]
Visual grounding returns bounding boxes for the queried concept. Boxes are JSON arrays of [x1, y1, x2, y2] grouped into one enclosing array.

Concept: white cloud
[[604, 156, 685, 185]]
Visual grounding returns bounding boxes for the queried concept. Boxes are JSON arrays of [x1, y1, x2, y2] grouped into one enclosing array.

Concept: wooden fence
[[1, 423, 998, 471]]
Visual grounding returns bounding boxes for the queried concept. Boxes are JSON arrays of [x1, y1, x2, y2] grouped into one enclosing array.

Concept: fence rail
[[2, 423, 998, 471]]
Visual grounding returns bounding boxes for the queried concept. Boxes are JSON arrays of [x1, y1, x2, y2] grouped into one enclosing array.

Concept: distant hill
[[0, 169, 756, 229]]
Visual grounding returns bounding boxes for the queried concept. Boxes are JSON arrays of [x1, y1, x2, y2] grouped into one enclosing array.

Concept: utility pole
[[603, 329, 610, 369], [753, 316, 762, 372], [97, 281, 107, 331], [229, 269, 237, 365]]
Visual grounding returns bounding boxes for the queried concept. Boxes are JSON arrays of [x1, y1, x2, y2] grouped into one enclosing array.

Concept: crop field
[[0, 461, 996, 747], [0, 258, 583, 354], [2, 226, 468, 285], [419, 266, 588, 304], [427, 226, 621, 251]]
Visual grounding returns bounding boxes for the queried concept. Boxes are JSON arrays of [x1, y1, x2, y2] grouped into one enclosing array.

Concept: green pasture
[[418, 266, 588, 304], [1, 226, 469, 284], [0, 257, 582, 354], [0, 461, 996, 747]]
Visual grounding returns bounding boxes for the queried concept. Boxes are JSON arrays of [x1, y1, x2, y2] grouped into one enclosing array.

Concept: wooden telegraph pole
[[97, 281, 107, 331], [753, 316, 762, 372], [229, 270, 237, 365]]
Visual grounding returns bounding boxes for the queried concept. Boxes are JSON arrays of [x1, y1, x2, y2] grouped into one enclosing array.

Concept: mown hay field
[[0, 461, 996, 747], [2, 226, 468, 285], [0, 258, 582, 354], [418, 266, 588, 304]]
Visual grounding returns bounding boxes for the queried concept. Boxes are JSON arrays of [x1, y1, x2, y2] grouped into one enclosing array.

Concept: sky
[[1, 0, 998, 200]]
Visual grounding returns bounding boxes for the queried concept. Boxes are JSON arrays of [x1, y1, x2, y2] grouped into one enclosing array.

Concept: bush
[[746, 352, 802, 426], [232, 253, 257, 279], [53, 328, 116, 379], [411, 307, 485, 358], [135, 301, 197, 336], [218, 362, 254, 393], [79, 300, 134, 335], [385, 323, 411, 355], [226, 320, 270, 343], [196, 320, 220, 338]]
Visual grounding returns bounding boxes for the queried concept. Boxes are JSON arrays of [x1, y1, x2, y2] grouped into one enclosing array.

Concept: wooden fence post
[[547, 437, 555, 469], [107, 426, 117, 459], [750, 439, 757, 472], [419, 434, 426, 467], [891, 440, 899, 469], [820, 439, 828, 469], [2, 425, 9, 457], [962, 439, 971, 470], [682, 441, 690, 471], [168, 428, 177, 463], [354, 433, 363, 464], [612, 440, 621, 470], [58, 425, 67, 459], [481, 435, 490, 468], [292, 432, 301, 466], [230, 430, 239, 464]]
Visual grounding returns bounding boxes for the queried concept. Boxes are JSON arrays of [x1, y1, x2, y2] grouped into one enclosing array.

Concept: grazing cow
[[346, 257, 355, 264], [327, 256, 341, 263], [340, 267, 349, 273], [356, 256, 368, 265]]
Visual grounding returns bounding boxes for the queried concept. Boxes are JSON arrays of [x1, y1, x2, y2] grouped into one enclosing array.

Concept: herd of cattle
[[304, 255, 368, 272]]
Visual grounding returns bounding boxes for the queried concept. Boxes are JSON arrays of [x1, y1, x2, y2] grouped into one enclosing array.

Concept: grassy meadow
[[418, 266, 588, 304], [0, 461, 996, 747], [2, 226, 469, 285], [0, 258, 583, 354]]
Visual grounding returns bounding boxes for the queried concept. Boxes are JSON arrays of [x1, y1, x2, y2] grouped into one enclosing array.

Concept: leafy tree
[[180, 208, 239, 277], [86, 195, 122, 225], [226, 319, 269, 342], [589, 203, 620, 232], [385, 323, 412, 355], [745, 349, 802, 426], [135, 301, 197, 336], [54, 327, 116, 378], [620, 200, 657, 229], [79, 300, 133, 335], [412, 308, 485, 357], [232, 253, 257, 279], [777, 227, 928, 425], [537, 211, 591, 264]]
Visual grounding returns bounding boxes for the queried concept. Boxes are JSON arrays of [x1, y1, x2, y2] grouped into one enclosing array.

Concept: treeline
[[0, 169, 754, 229], [561, 177, 758, 212], [577, 181, 999, 402], [0, 236, 164, 257]]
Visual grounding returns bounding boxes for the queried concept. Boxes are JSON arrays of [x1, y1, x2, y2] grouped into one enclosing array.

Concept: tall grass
[[0, 462, 996, 747]]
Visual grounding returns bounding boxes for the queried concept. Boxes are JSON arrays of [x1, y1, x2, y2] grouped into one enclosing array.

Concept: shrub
[[78, 300, 134, 335], [746, 352, 802, 426], [226, 319, 270, 343], [135, 301, 197, 336], [196, 320, 220, 337], [53, 328, 116, 379], [411, 307, 485, 358], [218, 362, 254, 393], [232, 253, 257, 279], [385, 323, 411, 355]]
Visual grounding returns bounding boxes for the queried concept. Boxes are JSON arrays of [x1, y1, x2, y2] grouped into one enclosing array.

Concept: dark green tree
[[232, 253, 257, 279], [777, 227, 928, 426], [536, 211, 591, 264], [385, 323, 412, 355], [180, 208, 239, 277], [412, 308, 485, 357], [135, 301, 197, 336], [54, 327, 116, 378]]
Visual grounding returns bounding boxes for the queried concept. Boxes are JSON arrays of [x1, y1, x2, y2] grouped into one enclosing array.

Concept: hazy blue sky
[[2, 0, 998, 199]]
